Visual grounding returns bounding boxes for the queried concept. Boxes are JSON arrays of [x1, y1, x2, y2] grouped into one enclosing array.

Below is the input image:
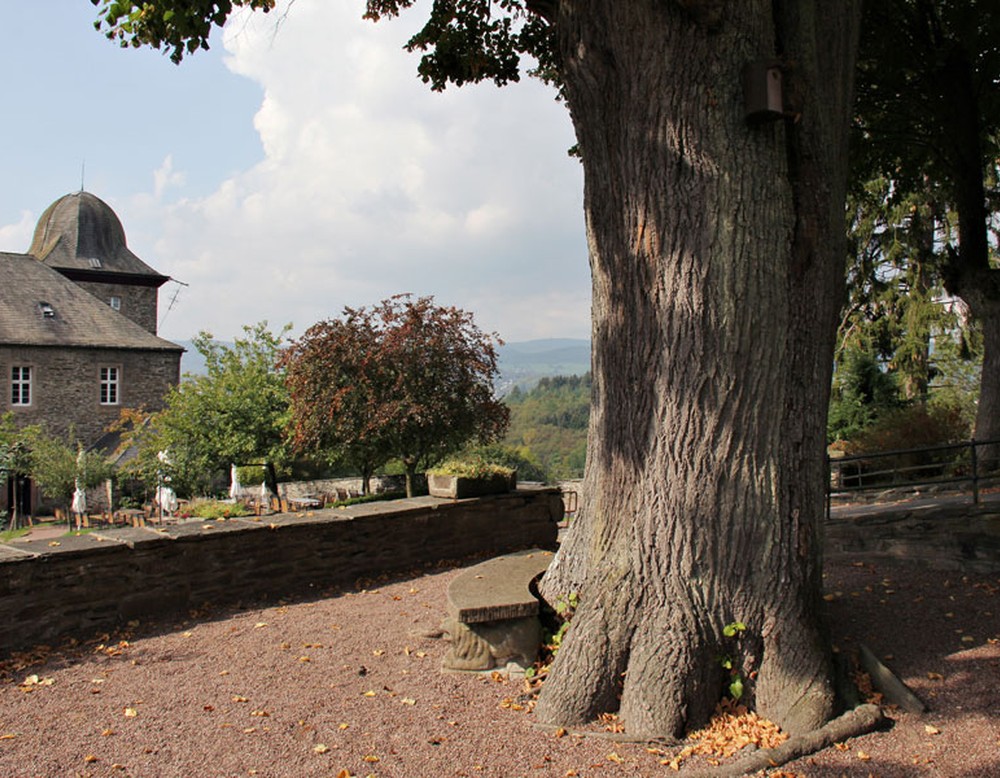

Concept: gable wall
[[68, 281, 159, 334]]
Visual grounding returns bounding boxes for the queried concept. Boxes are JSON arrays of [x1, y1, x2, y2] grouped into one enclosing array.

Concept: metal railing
[[827, 437, 1000, 514]]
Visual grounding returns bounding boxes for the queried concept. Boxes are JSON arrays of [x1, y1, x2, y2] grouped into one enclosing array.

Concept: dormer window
[[109, 296, 121, 311], [39, 302, 56, 319], [88, 257, 102, 268]]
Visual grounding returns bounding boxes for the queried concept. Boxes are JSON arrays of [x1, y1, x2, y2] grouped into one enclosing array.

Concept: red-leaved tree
[[282, 295, 509, 496]]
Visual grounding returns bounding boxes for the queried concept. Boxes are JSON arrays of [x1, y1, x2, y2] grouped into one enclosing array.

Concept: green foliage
[[282, 295, 509, 496], [182, 499, 253, 519], [719, 621, 748, 702], [453, 442, 550, 482], [94, 0, 559, 94], [23, 429, 115, 507], [92, 0, 278, 64], [527, 590, 578, 681], [332, 490, 405, 508], [428, 458, 514, 479], [0, 417, 114, 514], [840, 402, 970, 456], [849, 1, 1000, 441], [828, 351, 903, 443], [504, 374, 590, 479], [124, 322, 292, 497]]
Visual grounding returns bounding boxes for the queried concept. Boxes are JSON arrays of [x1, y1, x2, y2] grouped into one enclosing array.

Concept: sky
[[0, 0, 590, 346]]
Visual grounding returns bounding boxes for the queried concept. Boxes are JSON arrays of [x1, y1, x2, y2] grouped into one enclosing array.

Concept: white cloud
[[122, 0, 589, 344], [152, 156, 186, 200], [0, 211, 36, 253]]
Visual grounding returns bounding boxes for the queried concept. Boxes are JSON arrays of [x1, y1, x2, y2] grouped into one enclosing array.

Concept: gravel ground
[[0, 553, 997, 778]]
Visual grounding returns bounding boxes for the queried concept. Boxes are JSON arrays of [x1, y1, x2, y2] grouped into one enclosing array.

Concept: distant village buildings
[[0, 191, 183, 513]]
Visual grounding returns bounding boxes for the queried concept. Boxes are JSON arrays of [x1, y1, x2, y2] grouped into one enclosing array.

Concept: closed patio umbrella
[[229, 464, 242, 500]]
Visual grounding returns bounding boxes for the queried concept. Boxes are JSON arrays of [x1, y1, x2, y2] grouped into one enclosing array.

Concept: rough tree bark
[[536, 0, 860, 738]]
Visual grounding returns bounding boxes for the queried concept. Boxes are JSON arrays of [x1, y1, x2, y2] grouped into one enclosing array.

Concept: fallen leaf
[[857, 750, 871, 761], [554, 728, 567, 738], [84, 754, 99, 763], [925, 725, 941, 735], [373, 650, 385, 657], [339, 723, 350, 730], [232, 695, 249, 703], [927, 672, 944, 681], [363, 755, 380, 762], [123, 707, 138, 718], [313, 744, 330, 754], [606, 752, 625, 763], [336, 771, 353, 778], [401, 698, 416, 705], [363, 690, 377, 697], [0, 734, 16, 740], [101, 729, 114, 737], [48, 541, 60, 547], [254, 622, 268, 629]]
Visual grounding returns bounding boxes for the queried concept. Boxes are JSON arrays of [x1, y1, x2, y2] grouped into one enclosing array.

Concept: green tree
[[504, 374, 590, 479], [23, 429, 115, 519], [92, 0, 862, 738], [828, 352, 903, 444], [853, 0, 1000, 447], [0, 414, 33, 529], [145, 322, 292, 496], [283, 295, 509, 497]]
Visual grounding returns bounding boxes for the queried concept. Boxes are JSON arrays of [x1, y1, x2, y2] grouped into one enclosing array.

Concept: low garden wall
[[0, 488, 562, 655]]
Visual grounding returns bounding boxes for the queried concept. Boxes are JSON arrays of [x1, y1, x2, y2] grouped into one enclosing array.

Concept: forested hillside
[[503, 374, 590, 480]]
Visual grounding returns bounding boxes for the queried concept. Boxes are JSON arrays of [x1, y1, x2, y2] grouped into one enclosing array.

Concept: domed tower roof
[[28, 191, 168, 286]]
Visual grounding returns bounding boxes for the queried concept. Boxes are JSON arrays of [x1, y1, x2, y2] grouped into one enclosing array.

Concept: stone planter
[[427, 471, 517, 499]]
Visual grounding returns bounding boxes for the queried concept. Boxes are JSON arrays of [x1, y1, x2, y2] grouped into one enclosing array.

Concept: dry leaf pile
[[661, 700, 788, 770]]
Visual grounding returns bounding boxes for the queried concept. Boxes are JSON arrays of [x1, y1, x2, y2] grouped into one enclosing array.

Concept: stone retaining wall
[[0, 488, 562, 655]]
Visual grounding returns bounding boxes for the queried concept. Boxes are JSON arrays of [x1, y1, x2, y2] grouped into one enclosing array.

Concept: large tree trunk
[[536, 0, 860, 738]]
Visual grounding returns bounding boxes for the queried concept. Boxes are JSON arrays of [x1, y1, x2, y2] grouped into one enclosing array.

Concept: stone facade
[[1, 345, 180, 442], [69, 281, 159, 334], [1, 192, 184, 517]]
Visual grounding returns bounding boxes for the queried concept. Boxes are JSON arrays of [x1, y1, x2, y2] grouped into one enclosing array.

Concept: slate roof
[[28, 191, 168, 285], [0, 252, 183, 352]]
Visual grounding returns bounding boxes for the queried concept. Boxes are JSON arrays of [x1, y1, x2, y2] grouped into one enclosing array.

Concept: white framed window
[[100, 366, 119, 405], [109, 296, 121, 311], [11, 366, 31, 406]]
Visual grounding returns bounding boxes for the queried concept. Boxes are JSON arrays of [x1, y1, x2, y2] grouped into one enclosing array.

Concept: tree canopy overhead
[[852, 0, 1000, 446], [88, 0, 864, 746]]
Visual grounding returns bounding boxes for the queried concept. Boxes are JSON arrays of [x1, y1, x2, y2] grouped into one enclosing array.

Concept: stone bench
[[441, 548, 553, 672]]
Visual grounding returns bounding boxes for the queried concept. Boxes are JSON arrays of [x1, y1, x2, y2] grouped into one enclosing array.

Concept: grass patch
[[332, 491, 406, 508], [181, 500, 253, 519], [0, 527, 29, 542]]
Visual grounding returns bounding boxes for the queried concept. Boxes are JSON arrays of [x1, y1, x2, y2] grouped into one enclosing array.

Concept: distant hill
[[496, 339, 590, 394], [179, 337, 591, 393]]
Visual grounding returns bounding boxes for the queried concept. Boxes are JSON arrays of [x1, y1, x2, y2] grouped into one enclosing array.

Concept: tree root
[[686, 703, 885, 777]]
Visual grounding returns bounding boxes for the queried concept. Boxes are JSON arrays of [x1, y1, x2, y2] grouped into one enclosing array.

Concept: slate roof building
[[1, 192, 183, 513]]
